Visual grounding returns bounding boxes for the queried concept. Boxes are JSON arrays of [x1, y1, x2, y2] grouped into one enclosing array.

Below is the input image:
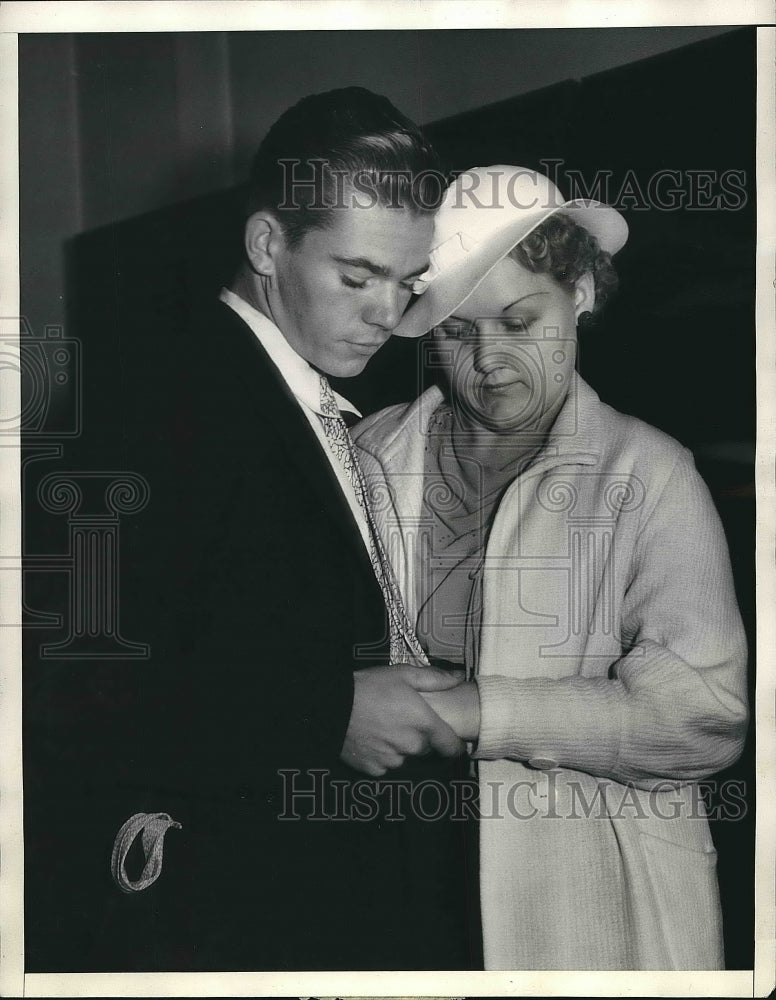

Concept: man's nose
[[364, 284, 403, 331]]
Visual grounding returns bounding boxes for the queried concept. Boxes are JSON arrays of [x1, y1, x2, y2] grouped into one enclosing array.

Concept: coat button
[[528, 755, 558, 770]]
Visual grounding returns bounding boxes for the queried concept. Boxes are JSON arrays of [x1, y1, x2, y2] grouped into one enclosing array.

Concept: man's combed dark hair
[[509, 212, 619, 319], [247, 87, 444, 248]]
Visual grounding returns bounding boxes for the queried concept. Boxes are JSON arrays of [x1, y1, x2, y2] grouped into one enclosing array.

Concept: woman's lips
[[479, 370, 524, 392]]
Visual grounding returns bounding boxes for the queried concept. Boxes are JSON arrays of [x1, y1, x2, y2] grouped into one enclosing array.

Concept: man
[[25, 88, 479, 973]]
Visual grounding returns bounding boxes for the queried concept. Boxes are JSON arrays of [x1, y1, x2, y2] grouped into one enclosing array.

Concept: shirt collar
[[219, 287, 361, 418]]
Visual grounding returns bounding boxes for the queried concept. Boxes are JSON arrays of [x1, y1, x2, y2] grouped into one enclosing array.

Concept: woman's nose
[[472, 323, 509, 372]]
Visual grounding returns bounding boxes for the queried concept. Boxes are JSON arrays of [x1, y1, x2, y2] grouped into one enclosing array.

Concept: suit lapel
[[214, 301, 379, 583]]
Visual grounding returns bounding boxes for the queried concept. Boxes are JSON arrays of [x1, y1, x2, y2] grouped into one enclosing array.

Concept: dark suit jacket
[[24, 298, 477, 972]]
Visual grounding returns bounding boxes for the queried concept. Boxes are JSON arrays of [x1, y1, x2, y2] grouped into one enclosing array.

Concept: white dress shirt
[[219, 287, 371, 552]]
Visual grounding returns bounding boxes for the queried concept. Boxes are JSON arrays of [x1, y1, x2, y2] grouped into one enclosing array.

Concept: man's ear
[[574, 272, 595, 321], [244, 211, 284, 276]]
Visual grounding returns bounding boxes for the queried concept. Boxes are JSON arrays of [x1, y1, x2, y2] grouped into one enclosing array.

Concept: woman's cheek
[[446, 346, 476, 399]]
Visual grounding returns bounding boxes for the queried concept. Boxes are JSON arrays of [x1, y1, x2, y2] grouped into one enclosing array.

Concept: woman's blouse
[[415, 405, 526, 668]]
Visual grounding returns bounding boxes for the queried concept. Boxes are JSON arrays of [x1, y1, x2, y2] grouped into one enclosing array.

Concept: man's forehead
[[310, 202, 433, 271]]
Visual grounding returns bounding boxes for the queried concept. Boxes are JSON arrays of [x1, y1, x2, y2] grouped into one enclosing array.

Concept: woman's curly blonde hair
[[509, 212, 619, 322]]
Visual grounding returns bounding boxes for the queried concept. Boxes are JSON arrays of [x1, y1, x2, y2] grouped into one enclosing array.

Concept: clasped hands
[[340, 663, 480, 777]]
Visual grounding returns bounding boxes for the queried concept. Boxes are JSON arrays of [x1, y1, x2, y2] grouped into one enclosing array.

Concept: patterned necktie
[[318, 375, 429, 666]]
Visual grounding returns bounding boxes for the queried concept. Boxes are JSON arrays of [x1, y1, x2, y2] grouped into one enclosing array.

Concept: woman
[[352, 166, 748, 970]]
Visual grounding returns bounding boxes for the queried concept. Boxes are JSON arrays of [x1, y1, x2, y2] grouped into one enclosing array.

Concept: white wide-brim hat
[[394, 164, 629, 339]]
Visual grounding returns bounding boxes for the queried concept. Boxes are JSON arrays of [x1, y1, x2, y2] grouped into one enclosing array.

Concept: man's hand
[[341, 664, 466, 776], [420, 682, 481, 742]]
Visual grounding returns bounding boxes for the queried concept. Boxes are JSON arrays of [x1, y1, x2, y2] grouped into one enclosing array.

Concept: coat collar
[[214, 300, 379, 585], [219, 287, 361, 418]]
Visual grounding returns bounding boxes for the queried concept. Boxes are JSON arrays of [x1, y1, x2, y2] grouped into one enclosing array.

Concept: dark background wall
[[20, 26, 735, 342], [20, 26, 756, 971]]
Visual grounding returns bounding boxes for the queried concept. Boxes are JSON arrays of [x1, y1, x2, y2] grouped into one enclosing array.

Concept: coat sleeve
[[472, 448, 749, 788]]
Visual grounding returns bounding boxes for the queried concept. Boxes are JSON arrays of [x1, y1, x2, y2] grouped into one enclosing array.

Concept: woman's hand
[[420, 681, 481, 742]]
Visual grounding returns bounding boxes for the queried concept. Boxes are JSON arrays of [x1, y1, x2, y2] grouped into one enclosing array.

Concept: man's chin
[[321, 354, 372, 379]]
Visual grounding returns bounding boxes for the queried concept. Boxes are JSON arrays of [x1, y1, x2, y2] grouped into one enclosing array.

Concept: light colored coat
[[353, 375, 748, 971]]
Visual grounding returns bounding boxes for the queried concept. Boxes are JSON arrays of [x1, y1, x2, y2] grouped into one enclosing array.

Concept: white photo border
[[1, 3, 773, 998]]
